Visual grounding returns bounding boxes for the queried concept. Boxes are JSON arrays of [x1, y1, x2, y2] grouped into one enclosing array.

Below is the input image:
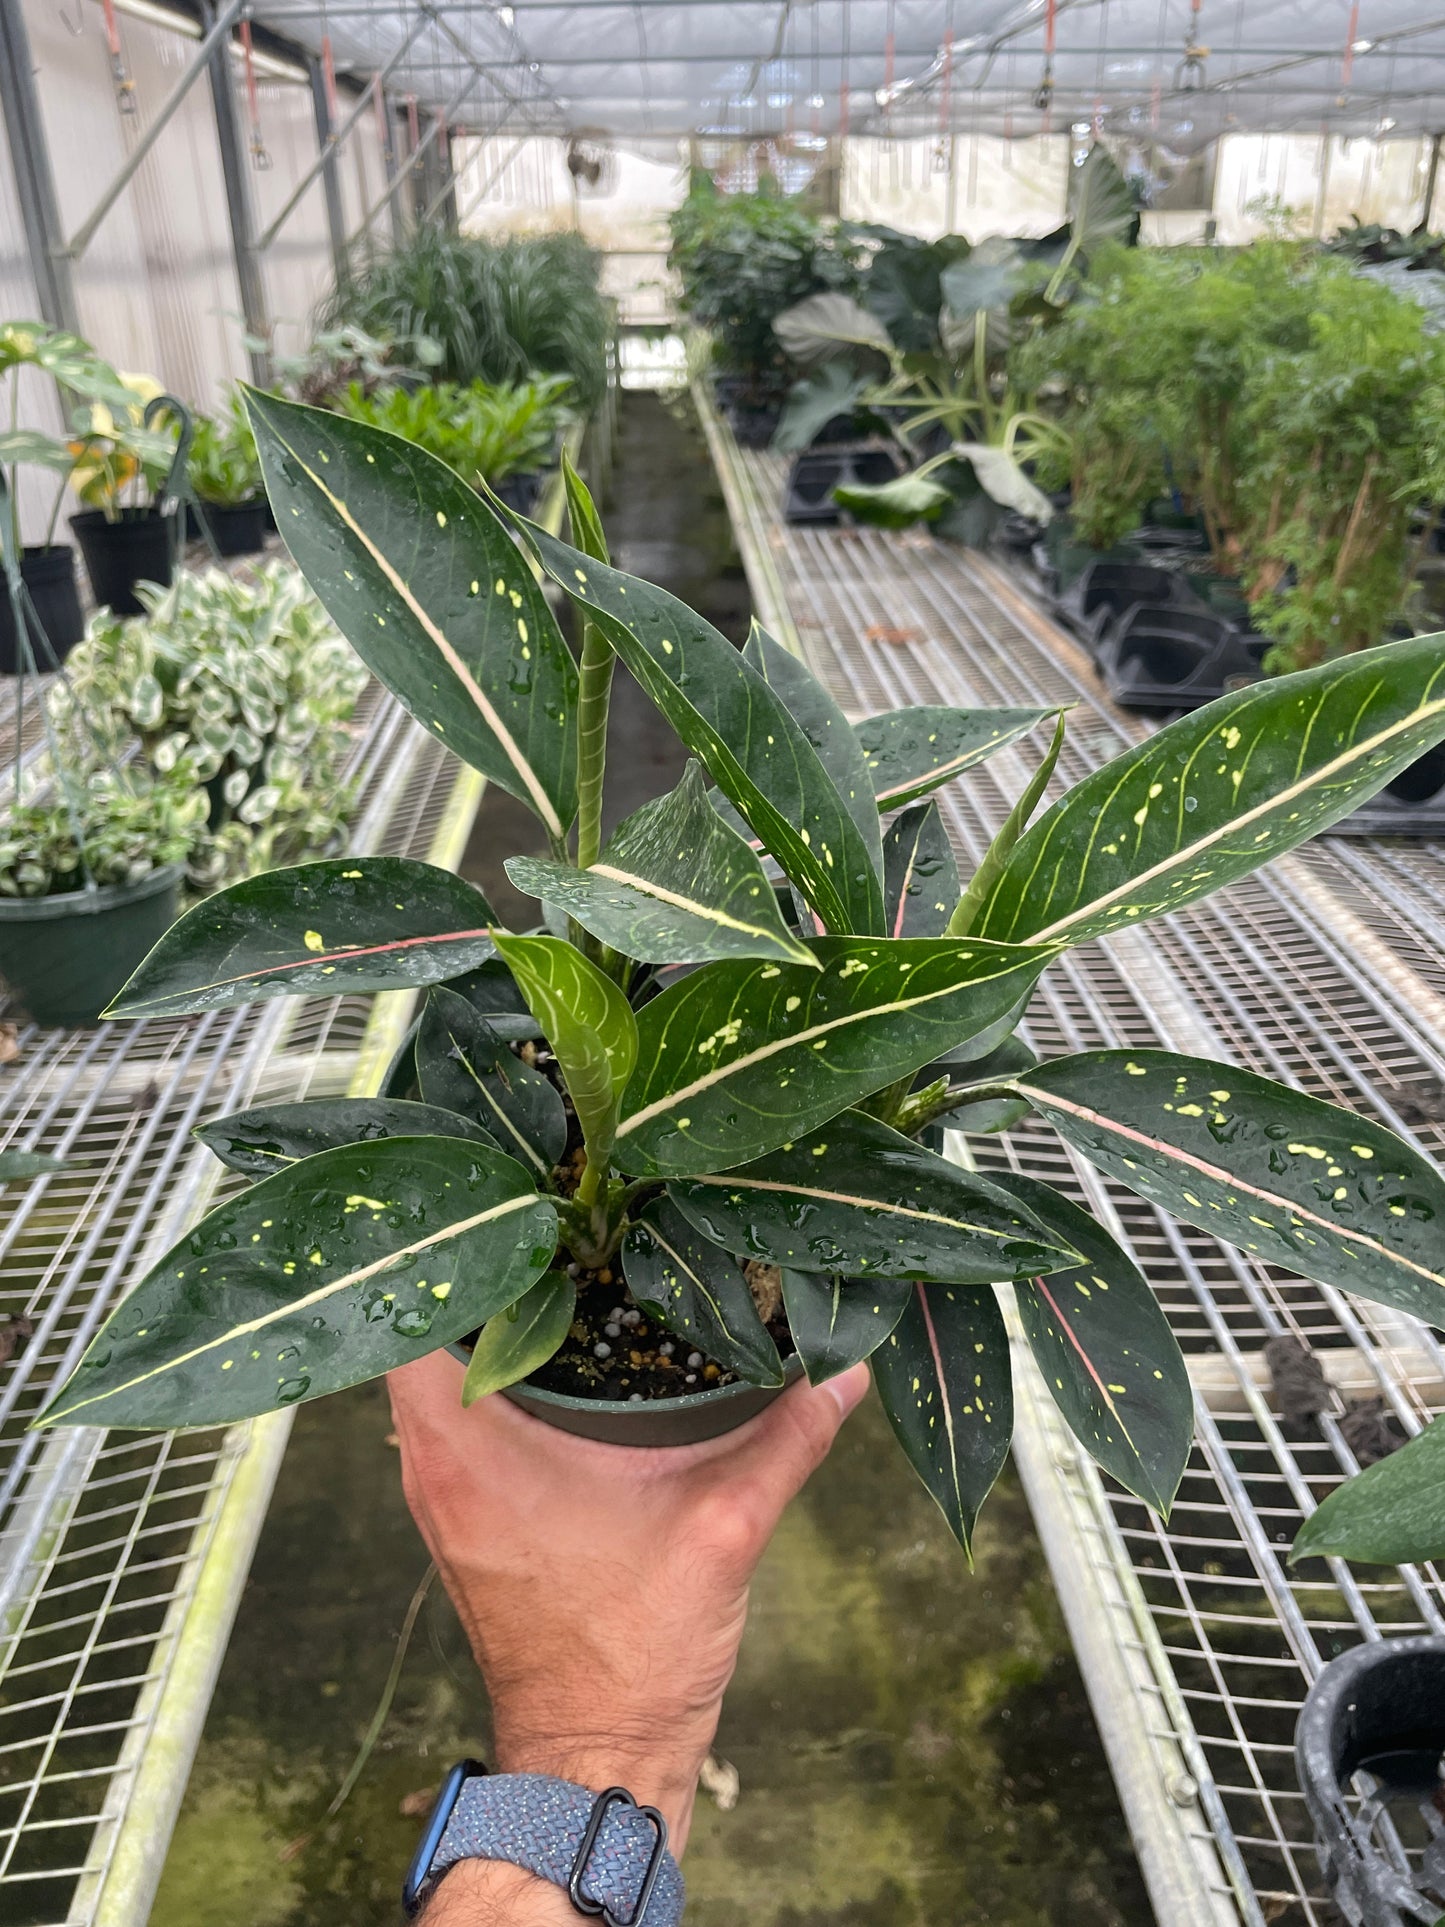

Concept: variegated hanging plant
[[38, 388, 1445, 1559]]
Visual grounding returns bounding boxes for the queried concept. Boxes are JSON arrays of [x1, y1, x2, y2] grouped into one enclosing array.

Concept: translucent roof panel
[[247, 2, 1445, 152]]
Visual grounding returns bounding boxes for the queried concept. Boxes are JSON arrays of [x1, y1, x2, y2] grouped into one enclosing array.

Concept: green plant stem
[[574, 617, 613, 870]]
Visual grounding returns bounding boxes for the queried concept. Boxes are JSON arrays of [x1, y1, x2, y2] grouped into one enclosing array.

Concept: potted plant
[[187, 393, 267, 556], [57, 560, 366, 882], [68, 376, 185, 615], [0, 760, 200, 1026], [336, 374, 573, 514], [31, 395, 1445, 1578], [0, 321, 140, 668]]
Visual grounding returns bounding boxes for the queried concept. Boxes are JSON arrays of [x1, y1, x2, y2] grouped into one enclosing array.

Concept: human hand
[[388, 1350, 869, 1856]]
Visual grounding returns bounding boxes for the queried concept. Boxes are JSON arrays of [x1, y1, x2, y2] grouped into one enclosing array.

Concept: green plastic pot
[[449, 1339, 805, 1446], [0, 862, 183, 1027]]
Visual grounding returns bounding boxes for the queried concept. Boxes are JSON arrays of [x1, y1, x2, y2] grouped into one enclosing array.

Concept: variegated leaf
[[780, 1269, 912, 1383], [197, 1096, 495, 1178], [415, 987, 566, 1178], [622, 1197, 784, 1387], [462, 1270, 577, 1405], [856, 705, 1059, 811], [883, 801, 959, 938]]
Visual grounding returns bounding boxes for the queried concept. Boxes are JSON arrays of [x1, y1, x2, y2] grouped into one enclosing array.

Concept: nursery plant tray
[[701, 391, 1445, 1927]]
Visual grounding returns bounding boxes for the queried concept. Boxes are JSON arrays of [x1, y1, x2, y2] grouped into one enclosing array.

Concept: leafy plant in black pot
[[187, 393, 267, 556], [68, 375, 186, 616], [0, 321, 141, 668], [38, 394, 1445, 1566]]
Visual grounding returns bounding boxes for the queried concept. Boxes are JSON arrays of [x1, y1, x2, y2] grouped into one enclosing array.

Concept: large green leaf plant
[[39, 390, 1445, 1562]]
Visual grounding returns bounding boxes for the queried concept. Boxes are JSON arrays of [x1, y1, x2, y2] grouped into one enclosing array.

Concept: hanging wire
[[239, 21, 272, 171], [1035, 0, 1057, 126], [100, 0, 137, 116]]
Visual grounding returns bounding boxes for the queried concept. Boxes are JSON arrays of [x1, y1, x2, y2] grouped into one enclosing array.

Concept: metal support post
[[306, 53, 350, 286], [420, 112, 459, 230], [1422, 132, 1443, 230], [0, 0, 80, 331], [380, 92, 406, 247], [344, 71, 480, 252], [65, 0, 245, 264], [203, 0, 270, 384]]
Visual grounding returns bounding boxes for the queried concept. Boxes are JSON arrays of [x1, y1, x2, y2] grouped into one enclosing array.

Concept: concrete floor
[[151, 393, 1153, 1927]]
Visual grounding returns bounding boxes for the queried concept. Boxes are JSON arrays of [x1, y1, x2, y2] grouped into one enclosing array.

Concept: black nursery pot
[[0, 863, 183, 1027], [194, 498, 268, 558], [492, 472, 544, 516], [71, 507, 177, 616], [496, 1355, 806, 1447], [0, 546, 85, 673]]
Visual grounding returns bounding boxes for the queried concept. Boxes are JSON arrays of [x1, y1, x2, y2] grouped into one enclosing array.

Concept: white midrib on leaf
[[268, 418, 565, 838], [588, 860, 816, 961], [44, 1191, 546, 1422], [1024, 692, 1445, 944]]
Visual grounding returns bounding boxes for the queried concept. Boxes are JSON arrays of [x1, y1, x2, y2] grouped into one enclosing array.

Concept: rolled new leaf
[[974, 634, 1445, 949], [507, 513, 886, 938], [856, 705, 1059, 813], [781, 1269, 911, 1384], [415, 987, 566, 1179], [197, 1096, 496, 1178], [506, 762, 816, 970], [997, 1173, 1192, 1515], [109, 858, 497, 1019], [462, 1270, 577, 1406], [1016, 1050, 1445, 1323], [616, 935, 1052, 1177], [243, 390, 578, 839], [883, 801, 959, 939], [623, 1197, 784, 1388], [667, 1110, 1076, 1284], [873, 1281, 1013, 1559], [39, 1137, 558, 1430], [1290, 1415, 1445, 1566]]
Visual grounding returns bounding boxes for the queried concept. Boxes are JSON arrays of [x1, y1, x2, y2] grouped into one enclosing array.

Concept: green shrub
[[335, 375, 572, 486], [669, 173, 860, 390], [320, 229, 609, 411]]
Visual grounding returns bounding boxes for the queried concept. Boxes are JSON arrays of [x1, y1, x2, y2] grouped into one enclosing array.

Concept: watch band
[[404, 1766, 686, 1925]]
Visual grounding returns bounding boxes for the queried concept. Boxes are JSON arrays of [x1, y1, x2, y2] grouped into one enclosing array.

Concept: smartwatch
[[403, 1760, 686, 1925]]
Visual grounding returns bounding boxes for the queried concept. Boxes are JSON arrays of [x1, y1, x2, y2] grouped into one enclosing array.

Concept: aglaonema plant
[[36, 389, 1445, 1562]]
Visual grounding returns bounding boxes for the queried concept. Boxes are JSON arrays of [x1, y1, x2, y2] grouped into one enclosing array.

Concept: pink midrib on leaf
[[914, 1284, 963, 1526], [147, 925, 494, 1003], [1030, 1273, 1138, 1453]]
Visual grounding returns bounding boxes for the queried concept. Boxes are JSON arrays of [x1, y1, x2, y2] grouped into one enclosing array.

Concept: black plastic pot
[[1337, 740, 1445, 837], [1097, 603, 1268, 712], [0, 863, 183, 1027], [492, 472, 544, 516], [1057, 559, 1197, 657], [725, 400, 783, 448], [1029, 518, 1142, 598], [448, 1338, 805, 1446], [0, 546, 85, 673], [1295, 1635, 1445, 1926], [193, 498, 268, 557], [71, 507, 177, 616], [783, 443, 904, 526]]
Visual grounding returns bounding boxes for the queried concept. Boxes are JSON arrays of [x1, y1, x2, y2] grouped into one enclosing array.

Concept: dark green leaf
[[834, 473, 950, 530], [196, 1097, 494, 1179], [446, 958, 542, 1041], [742, 623, 883, 883], [780, 1269, 911, 1383], [462, 1270, 577, 1406], [506, 762, 816, 969], [1017, 1050, 1445, 1324], [1290, 1416, 1445, 1565], [244, 389, 578, 838], [511, 517, 886, 937], [39, 1137, 558, 1429], [884, 802, 959, 939], [416, 987, 566, 1179], [773, 365, 870, 455], [999, 1173, 1191, 1514], [855, 705, 1058, 811], [616, 935, 1053, 1177], [873, 1281, 1013, 1557], [1065, 144, 1140, 266], [668, 1110, 1075, 1283], [492, 933, 635, 1173], [622, 1197, 784, 1388], [561, 450, 609, 562], [109, 858, 497, 1019], [929, 1036, 1038, 1134], [771, 292, 894, 366], [952, 712, 1067, 936], [975, 636, 1445, 950]]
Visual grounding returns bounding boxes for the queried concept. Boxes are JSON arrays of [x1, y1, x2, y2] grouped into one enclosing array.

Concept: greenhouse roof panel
[[246, 1, 1445, 147]]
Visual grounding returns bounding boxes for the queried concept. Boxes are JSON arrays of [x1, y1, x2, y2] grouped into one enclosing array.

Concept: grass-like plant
[[335, 375, 572, 488], [38, 392, 1445, 1559], [319, 229, 609, 412]]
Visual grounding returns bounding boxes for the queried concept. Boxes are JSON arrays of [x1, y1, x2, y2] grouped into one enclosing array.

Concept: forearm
[[420, 1860, 574, 1926]]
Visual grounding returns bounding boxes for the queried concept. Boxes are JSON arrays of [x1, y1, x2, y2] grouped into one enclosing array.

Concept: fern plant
[[39, 393, 1445, 1559]]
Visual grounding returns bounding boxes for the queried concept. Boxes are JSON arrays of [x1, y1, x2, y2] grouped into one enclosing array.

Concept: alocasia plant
[[38, 389, 1445, 1562]]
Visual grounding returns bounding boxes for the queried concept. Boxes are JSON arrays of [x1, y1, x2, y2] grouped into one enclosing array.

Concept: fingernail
[[821, 1362, 870, 1420]]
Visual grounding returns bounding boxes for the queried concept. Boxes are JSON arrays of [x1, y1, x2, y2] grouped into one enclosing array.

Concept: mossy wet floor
[[151, 393, 1153, 1926]]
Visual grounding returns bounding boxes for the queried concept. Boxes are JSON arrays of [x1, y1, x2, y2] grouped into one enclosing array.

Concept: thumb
[[720, 1362, 870, 1523]]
